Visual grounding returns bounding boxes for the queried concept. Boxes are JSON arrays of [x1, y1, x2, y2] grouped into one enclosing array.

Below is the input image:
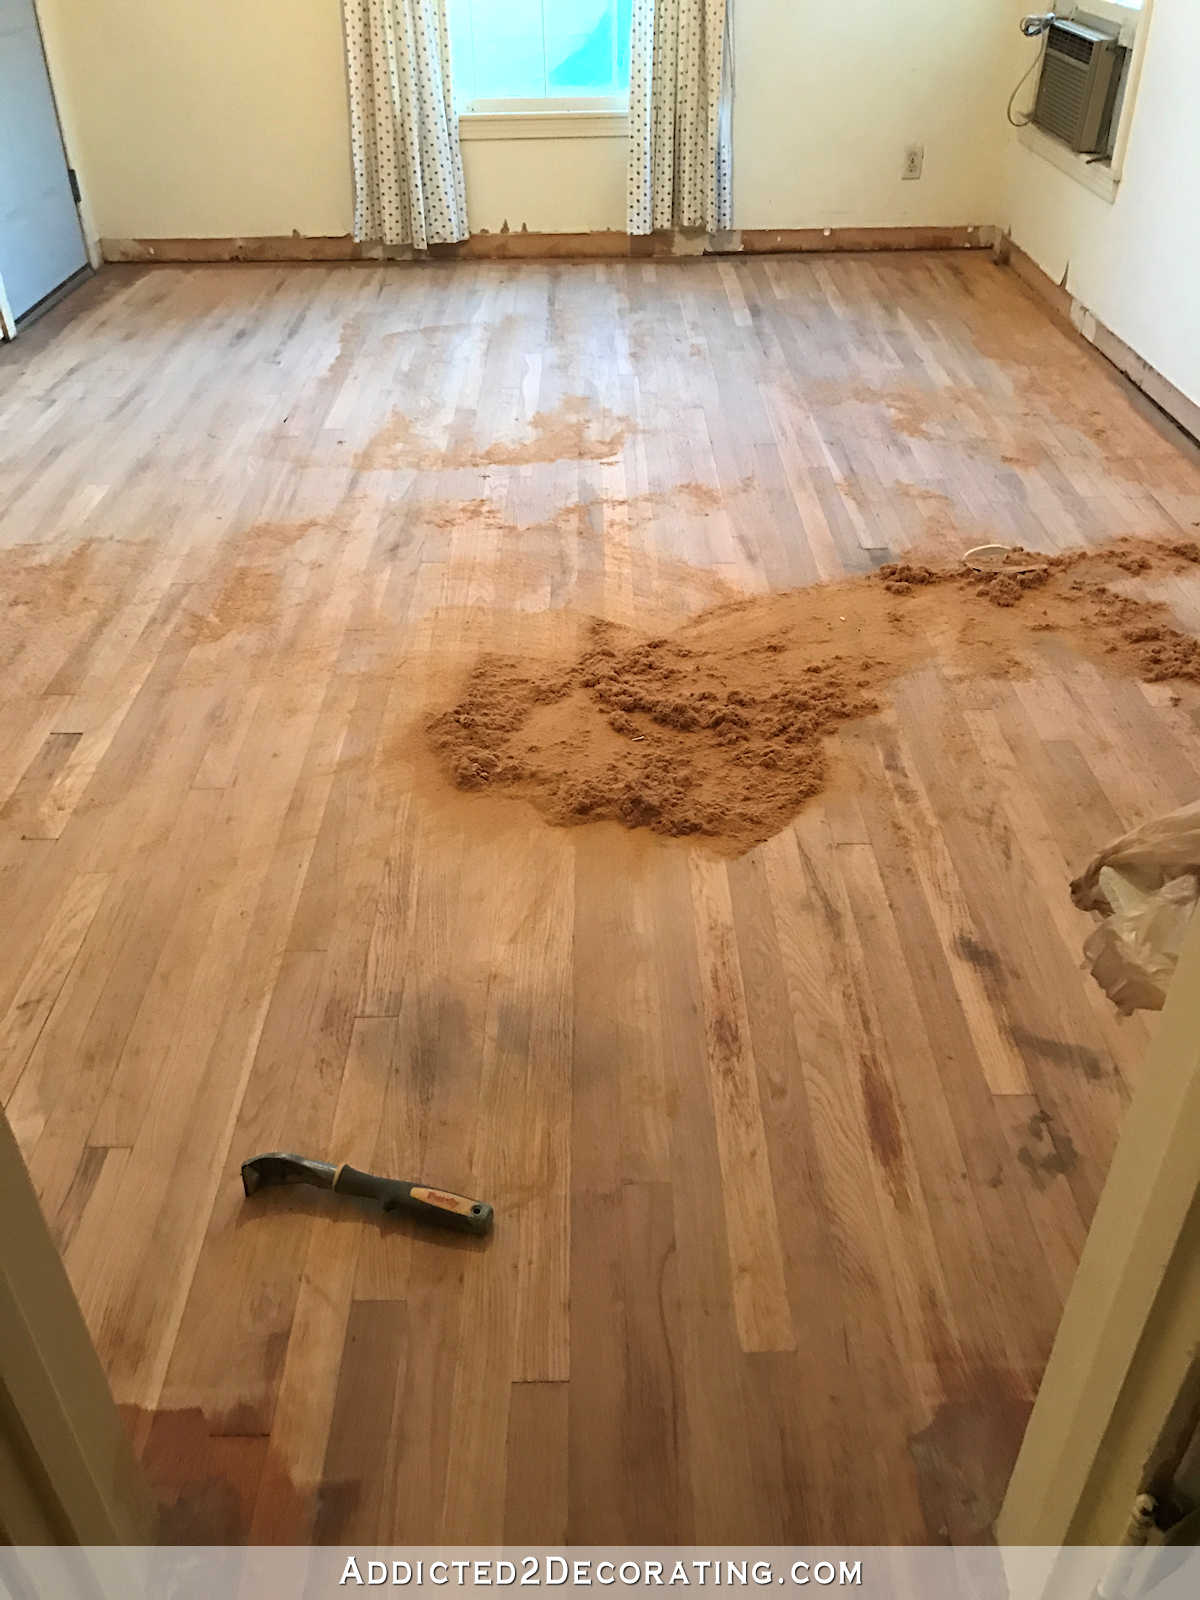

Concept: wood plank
[[687, 855, 794, 1356], [649, 848, 786, 1543], [13, 784, 221, 1215], [757, 819, 931, 1542], [247, 1014, 395, 1543], [504, 1382, 568, 1545], [619, 1180, 694, 1542], [725, 844, 870, 1540], [0, 731, 82, 836], [567, 1186, 627, 1542], [312, 1300, 408, 1545], [0, 871, 110, 1103]]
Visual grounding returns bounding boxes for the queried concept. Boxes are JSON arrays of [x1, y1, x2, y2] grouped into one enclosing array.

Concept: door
[[0, 0, 88, 322]]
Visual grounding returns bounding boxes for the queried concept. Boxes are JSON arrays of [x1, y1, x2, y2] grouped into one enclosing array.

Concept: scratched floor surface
[[3, 253, 1200, 1541]]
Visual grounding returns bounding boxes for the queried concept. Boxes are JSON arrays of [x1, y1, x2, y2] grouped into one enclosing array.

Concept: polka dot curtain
[[628, 0, 733, 236], [342, 0, 469, 250]]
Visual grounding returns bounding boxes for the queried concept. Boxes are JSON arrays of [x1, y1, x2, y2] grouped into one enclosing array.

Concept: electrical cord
[[1007, 20, 1055, 128]]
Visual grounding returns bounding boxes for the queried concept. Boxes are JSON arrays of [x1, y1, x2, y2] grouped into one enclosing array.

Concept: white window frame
[[459, 105, 628, 141]]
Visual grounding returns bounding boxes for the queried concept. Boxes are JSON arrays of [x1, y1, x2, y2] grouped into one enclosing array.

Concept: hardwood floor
[[3, 252, 1200, 1544]]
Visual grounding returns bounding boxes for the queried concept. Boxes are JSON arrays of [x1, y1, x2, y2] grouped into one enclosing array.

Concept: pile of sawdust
[[426, 535, 1200, 853]]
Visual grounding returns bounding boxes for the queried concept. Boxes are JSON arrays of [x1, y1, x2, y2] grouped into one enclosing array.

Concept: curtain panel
[[628, 0, 733, 236], [342, 0, 469, 250]]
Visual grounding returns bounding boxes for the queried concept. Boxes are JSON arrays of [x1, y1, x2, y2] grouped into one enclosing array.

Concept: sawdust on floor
[[355, 395, 631, 472], [807, 373, 1186, 482], [426, 535, 1200, 854]]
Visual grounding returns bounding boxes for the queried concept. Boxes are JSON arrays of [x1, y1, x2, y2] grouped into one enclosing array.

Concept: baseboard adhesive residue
[[426, 536, 1200, 854]]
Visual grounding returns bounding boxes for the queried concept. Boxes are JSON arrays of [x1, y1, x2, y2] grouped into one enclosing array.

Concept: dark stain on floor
[[120, 1403, 322, 1544], [859, 1050, 909, 1210], [953, 933, 1007, 976], [1017, 1109, 1079, 1189], [908, 1369, 1033, 1543], [1007, 1025, 1105, 1080]]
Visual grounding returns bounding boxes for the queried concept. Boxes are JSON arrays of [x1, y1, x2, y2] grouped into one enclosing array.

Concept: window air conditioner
[[1032, 19, 1120, 153]]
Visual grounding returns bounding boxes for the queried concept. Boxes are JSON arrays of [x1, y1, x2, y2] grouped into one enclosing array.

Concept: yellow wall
[[733, 0, 1015, 229], [459, 135, 627, 237], [37, 0, 1014, 245], [37, 0, 356, 240]]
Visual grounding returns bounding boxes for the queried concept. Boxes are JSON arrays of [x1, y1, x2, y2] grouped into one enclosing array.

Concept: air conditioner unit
[[1032, 19, 1120, 153]]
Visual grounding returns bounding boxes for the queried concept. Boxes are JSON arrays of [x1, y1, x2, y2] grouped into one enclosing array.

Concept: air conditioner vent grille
[[1035, 58, 1090, 141], [1048, 22, 1095, 65], [1030, 21, 1120, 154]]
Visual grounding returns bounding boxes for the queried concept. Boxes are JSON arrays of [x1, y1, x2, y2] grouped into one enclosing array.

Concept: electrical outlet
[[902, 144, 924, 181]]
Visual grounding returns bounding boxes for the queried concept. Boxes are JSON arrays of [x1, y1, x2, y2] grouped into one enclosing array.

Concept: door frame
[[0, 1107, 152, 1545], [998, 908, 1200, 1545]]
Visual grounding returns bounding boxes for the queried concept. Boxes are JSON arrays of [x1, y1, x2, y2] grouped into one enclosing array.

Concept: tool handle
[[335, 1166, 493, 1236]]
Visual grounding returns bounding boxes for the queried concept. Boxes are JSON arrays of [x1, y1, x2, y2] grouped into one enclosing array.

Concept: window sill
[[1018, 122, 1120, 203], [459, 110, 628, 142]]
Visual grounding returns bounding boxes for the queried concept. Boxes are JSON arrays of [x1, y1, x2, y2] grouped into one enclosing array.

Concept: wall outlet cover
[[902, 144, 924, 180]]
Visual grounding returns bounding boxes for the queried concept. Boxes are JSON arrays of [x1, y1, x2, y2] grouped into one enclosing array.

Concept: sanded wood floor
[[3, 253, 1200, 1544]]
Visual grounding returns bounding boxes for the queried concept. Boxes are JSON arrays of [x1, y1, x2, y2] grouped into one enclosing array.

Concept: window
[[1017, 1, 1148, 202], [449, 0, 632, 112]]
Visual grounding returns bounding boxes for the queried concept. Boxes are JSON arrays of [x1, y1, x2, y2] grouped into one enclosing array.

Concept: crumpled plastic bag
[[1071, 799, 1200, 1013]]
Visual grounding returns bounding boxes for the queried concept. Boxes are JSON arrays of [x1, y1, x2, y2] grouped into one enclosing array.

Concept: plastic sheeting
[[1071, 799, 1200, 1014]]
